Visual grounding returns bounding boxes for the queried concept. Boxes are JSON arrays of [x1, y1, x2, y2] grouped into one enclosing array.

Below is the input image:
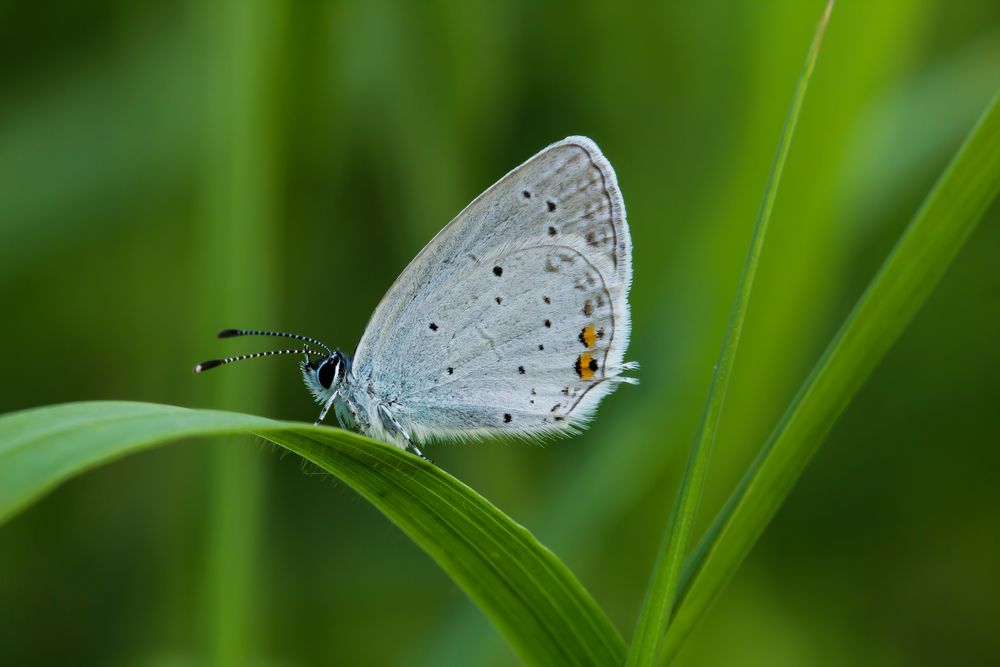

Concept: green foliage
[[1, 88, 997, 664], [663, 90, 1000, 663], [3, 2, 1000, 665], [0, 402, 623, 667], [627, 5, 833, 665]]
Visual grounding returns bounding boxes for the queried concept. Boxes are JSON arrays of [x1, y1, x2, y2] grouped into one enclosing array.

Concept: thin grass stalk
[[626, 4, 834, 665], [662, 90, 1000, 663]]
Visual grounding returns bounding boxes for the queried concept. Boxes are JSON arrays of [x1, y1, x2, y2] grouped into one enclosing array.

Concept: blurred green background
[[2, 1, 999, 665]]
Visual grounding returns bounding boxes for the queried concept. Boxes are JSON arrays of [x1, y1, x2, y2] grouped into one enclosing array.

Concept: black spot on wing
[[503, 413, 512, 423], [547, 200, 557, 212], [429, 322, 438, 331], [493, 266, 503, 277]]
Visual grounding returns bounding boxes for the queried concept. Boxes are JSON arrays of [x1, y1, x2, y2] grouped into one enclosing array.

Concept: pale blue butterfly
[[195, 137, 637, 459]]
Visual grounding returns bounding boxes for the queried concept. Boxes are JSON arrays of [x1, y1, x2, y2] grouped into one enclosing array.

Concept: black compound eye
[[317, 360, 336, 389]]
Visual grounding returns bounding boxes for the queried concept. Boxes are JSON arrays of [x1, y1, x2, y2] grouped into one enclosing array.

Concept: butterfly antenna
[[194, 347, 313, 373], [217, 329, 334, 356]]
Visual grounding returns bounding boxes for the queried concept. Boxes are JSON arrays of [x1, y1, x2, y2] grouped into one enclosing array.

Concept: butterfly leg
[[335, 394, 365, 433], [315, 390, 339, 425], [406, 440, 430, 462], [377, 403, 431, 462]]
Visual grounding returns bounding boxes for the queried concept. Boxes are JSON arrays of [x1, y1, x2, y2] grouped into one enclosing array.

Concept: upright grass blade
[[194, 1, 284, 664], [0, 401, 625, 667], [625, 4, 834, 666], [661, 92, 1000, 663]]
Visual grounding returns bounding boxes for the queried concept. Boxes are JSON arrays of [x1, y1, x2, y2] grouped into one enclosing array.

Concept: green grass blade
[[0, 401, 625, 667], [661, 91, 1000, 663], [194, 0, 284, 662], [625, 4, 834, 666]]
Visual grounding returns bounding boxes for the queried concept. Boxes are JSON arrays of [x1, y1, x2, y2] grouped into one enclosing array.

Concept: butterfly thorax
[[301, 353, 397, 445]]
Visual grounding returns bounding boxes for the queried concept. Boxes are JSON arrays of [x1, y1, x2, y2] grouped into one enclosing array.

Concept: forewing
[[351, 137, 633, 440]]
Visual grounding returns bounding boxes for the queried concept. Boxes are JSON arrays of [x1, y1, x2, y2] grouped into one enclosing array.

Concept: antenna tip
[[194, 359, 223, 373], [217, 329, 240, 338]]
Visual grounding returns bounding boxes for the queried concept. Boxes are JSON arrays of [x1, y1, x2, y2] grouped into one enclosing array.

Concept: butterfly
[[195, 137, 636, 459]]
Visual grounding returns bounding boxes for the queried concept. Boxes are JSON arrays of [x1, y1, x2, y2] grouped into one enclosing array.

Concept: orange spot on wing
[[575, 352, 596, 380], [580, 325, 597, 349]]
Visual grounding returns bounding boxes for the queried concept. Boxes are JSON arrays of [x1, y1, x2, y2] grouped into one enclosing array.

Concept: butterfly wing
[[351, 136, 634, 442]]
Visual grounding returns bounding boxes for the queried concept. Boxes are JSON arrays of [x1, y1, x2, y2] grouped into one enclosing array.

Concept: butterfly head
[[301, 350, 349, 403]]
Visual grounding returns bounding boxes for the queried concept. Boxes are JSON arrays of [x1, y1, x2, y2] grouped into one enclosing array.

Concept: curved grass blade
[[0, 401, 624, 667], [661, 91, 1000, 663], [625, 4, 835, 666]]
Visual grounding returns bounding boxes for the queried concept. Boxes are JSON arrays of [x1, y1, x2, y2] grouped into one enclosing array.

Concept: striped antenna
[[193, 347, 315, 373], [217, 328, 333, 356]]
